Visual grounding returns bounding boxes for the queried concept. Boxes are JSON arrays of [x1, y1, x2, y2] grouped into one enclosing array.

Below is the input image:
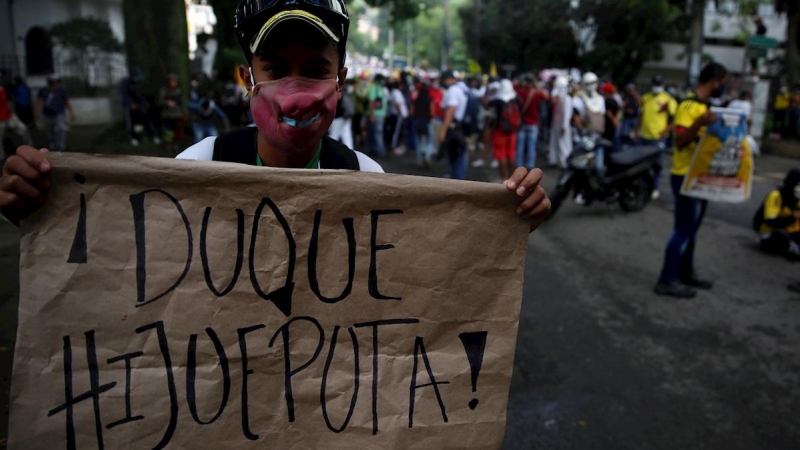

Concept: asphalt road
[[380, 149, 800, 449], [1, 146, 798, 449]]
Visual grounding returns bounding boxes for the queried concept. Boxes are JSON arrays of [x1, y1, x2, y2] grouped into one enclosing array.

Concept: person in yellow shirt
[[655, 62, 728, 299], [755, 169, 800, 260], [773, 85, 790, 136], [638, 75, 678, 199]]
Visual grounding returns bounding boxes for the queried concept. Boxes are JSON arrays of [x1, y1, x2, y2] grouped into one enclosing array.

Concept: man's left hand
[[504, 168, 551, 232]]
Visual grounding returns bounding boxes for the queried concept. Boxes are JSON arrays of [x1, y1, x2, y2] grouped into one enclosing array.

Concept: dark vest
[[212, 127, 361, 170]]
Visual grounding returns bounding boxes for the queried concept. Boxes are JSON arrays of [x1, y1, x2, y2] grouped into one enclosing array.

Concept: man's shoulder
[[354, 151, 384, 173], [176, 137, 216, 161]]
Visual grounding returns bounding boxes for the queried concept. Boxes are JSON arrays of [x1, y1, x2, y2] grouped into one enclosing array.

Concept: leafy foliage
[[458, 0, 580, 73], [360, 0, 427, 21], [575, 0, 682, 84], [49, 17, 123, 53], [122, 0, 190, 94]]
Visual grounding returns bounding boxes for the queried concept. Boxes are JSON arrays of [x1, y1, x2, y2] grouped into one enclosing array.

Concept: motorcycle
[[549, 133, 662, 219]]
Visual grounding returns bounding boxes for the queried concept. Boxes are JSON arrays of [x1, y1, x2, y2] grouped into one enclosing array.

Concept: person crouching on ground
[[755, 169, 800, 261], [0, 0, 551, 233]]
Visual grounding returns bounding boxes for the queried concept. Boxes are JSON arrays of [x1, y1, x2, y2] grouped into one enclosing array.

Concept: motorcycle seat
[[595, 138, 615, 149], [609, 145, 662, 167]]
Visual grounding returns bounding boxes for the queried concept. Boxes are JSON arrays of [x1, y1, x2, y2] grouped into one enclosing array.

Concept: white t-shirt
[[442, 82, 469, 122], [727, 100, 752, 119], [572, 93, 606, 119], [176, 137, 385, 173], [391, 88, 409, 118]]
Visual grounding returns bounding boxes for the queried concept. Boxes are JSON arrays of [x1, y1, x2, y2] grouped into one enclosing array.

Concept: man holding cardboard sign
[[0, 0, 550, 230]]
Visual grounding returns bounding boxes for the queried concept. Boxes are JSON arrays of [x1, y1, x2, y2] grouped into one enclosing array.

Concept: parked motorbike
[[549, 133, 662, 219]]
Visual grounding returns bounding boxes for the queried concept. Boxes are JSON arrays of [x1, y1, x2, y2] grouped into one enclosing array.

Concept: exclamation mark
[[459, 331, 488, 410], [67, 173, 87, 264]]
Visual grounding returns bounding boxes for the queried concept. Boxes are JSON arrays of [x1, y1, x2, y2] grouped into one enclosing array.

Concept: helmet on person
[[234, 0, 350, 67], [652, 75, 664, 86], [554, 76, 569, 89], [582, 72, 599, 86]]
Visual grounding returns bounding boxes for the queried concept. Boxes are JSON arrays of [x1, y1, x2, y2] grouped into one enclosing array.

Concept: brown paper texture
[[9, 153, 528, 450]]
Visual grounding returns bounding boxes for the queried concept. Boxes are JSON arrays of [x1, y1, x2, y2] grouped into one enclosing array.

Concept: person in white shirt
[[727, 90, 753, 130], [549, 76, 573, 168], [438, 71, 470, 180], [572, 72, 606, 135], [390, 80, 409, 154]]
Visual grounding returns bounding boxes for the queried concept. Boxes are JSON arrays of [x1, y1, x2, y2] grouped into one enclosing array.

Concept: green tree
[[459, 0, 579, 74], [362, 0, 428, 21], [776, 0, 800, 82], [122, 0, 190, 95], [49, 17, 123, 89], [575, 0, 682, 84], [212, 0, 246, 77]]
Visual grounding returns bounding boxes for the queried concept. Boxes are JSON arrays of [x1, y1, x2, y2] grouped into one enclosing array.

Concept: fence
[[0, 51, 128, 97]]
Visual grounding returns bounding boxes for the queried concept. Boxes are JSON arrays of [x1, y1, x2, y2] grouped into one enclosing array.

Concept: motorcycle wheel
[[618, 177, 651, 212]]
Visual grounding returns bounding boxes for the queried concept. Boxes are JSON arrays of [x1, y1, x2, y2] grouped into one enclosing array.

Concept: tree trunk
[[788, 10, 800, 84], [687, 0, 705, 87], [122, 0, 190, 96]]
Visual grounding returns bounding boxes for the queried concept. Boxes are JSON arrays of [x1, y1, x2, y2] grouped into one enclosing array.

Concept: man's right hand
[[0, 146, 52, 226]]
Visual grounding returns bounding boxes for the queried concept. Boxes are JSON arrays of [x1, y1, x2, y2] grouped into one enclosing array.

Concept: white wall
[[0, 0, 15, 56], [70, 97, 119, 126], [6, 0, 125, 75], [704, 9, 787, 42], [646, 42, 748, 73]]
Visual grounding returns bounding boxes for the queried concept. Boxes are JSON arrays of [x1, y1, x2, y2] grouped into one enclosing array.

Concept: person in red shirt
[[489, 79, 521, 180], [515, 74, 549, 170], [429, 79, 445, 159], [0, 76, 32, 157]]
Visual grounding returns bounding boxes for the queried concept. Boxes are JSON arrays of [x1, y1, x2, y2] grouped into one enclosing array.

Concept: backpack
[[463, 89, 482, 133], [212, 127, 360, 170], [499, 100, 521, 134]]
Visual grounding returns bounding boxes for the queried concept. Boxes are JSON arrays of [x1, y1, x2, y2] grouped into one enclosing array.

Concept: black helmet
[[652, 75, 663, 86], [234, 0, 349, 66]]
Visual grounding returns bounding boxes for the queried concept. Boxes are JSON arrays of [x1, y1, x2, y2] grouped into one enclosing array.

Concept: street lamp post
[[442, 0, 450, 71], [474, 0, 481, 68], [407, 21, 413, 68]]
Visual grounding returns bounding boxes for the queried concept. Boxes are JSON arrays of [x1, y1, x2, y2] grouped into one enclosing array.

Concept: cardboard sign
[[681, 107, 754, 203], [9, 153, 529, 450]]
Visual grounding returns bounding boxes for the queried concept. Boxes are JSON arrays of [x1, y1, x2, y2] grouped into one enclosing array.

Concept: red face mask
[[249, 75, 339, 154]]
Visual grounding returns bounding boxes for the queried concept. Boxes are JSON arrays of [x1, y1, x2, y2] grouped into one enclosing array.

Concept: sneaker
[[490, 160, 499, 169], [471, 159, 486, 168], [651, 190, 661, 200], [130, 139, 139, 147], [393, 146, 406, 156], [654, 281, 697, 298], [574, 193, 586, 205], [680, 274, 713, 290]]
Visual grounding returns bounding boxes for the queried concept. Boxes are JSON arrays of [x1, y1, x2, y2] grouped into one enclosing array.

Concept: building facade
[[0, 0, 127, 84], [639, 1, 787, 87]]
